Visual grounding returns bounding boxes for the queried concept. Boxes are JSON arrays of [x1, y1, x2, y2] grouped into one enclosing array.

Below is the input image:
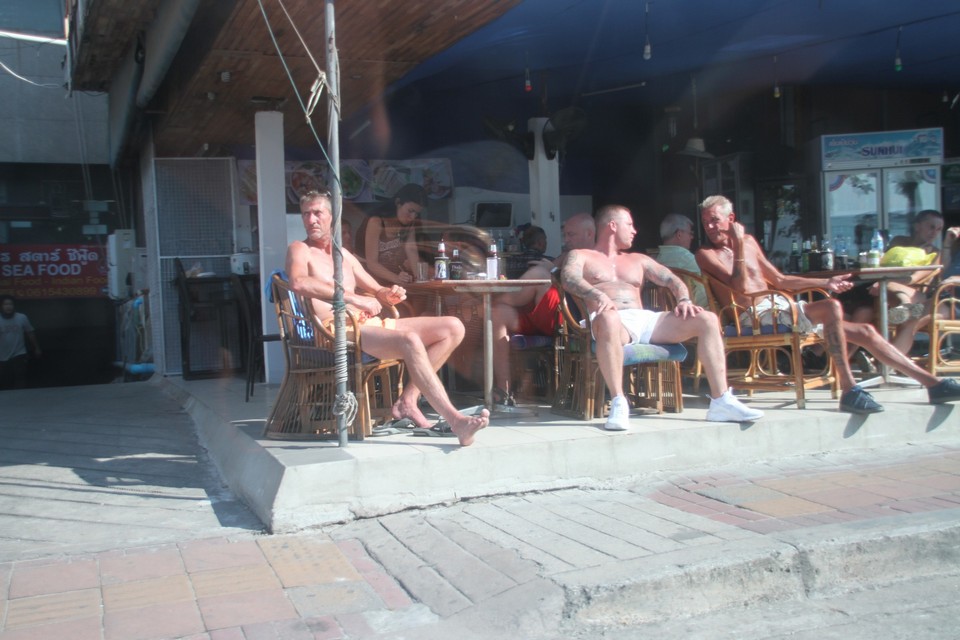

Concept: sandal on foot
[[370, 418, 416, 436], [412, 421, 457, 437]]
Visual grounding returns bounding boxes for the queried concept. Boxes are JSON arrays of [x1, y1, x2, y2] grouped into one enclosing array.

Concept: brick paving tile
[[102, 575, 194, 612], [103, 599, 205, 640], [888, 499, 941, 514], [197, 588, 299, 631], [0, 562, 10, 600], [910, 473, 960, 491], [302, 615, 345, 640], [99, 545, 184, 585], [234, 617, 319, 639], [334, 540, 380, 574], [258, 536, 362, 588], [360, 571, 413, 610], [190, 564, 283, 599], [334, 612, 374, 638], [726, 507, 767, 521], [744, 496, 834, 518], [0, 615, 102, 640], [801, 486, 891, 509], [709, 512, 757, 527], [739, 518, 799, 534], [208, 628, 244, 639], [180, 538, 267, 573], [8, 558, 99, 599], [852, 480, 942, 500], [4, 588, 101, 630]]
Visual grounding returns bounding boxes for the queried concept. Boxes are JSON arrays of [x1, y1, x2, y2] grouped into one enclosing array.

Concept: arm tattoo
[[648, 262, 689, 301], [561, 252, 600, 301]]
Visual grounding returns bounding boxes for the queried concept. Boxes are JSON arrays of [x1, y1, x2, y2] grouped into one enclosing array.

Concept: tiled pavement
[[3, 443, 958, 639]]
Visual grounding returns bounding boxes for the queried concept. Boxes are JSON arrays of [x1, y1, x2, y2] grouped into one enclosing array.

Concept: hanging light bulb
[[524, 51, 532, 92], [773, 55, 781, 99], [642, 2, 652, 60], [894, 26, 903, 72]]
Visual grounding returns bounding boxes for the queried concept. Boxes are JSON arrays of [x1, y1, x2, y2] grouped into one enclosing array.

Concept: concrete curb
[[558, 510, 960, 628]]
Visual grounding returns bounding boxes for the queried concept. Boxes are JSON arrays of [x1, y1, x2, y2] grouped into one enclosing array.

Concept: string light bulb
[[642, 2, 652, 60], [524, 51, 532, 92], [894, 26, 903, 72], [773, 55, 781, 99]]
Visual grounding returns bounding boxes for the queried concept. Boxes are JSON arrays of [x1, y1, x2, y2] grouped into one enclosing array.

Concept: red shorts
[[515, 286, 561, 336]]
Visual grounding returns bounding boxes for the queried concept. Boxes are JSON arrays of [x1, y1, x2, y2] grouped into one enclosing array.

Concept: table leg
[[859, 277, 920, 389], [483, 292, 494, 409]]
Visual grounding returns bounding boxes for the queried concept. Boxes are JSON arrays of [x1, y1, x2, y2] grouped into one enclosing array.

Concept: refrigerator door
[[824, 170, 880, 254], [882, 167, 941, 242]]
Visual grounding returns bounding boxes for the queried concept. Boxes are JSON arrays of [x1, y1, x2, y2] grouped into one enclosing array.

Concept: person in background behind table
[[654, 213, 709, 308], [287, 190, 488, 445], [696, 195, 960, 415], [562, 205, 764, 430], [0, 295, 41, 390], [356, 183, 426, 285], [490, 213, 595, 406]]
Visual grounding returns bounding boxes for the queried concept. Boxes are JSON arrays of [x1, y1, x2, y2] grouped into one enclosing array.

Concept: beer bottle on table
[[800, 238, 811, 273], [821, 237, 834, 271], [449, 248, 463, 280], [434, 239, 449, 280]]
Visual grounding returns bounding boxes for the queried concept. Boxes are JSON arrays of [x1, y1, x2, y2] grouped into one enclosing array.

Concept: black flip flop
[[370, 417, 416, 436], [412, 421, 457, 437]]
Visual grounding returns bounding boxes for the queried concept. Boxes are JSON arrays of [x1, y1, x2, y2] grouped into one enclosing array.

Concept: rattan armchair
[[264, 274, 404, 440], [551, 283, 686, 420], [694, 270, 839, 409], [920, 276, 960, 375]]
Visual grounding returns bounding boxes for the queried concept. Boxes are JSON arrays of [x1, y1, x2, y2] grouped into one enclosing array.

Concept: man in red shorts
[[491, 212, 596, 405]]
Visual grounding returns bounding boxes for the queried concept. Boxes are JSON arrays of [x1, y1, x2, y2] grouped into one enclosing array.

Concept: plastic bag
[[879, 246, 937, 267]]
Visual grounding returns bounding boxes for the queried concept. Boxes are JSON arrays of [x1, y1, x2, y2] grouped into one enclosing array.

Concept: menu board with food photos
[[237, 158, 453, 207]]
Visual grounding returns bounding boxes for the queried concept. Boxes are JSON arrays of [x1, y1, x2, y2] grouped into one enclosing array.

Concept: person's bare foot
[[392, 398, 431, 428], [448, 409, 489, 446]]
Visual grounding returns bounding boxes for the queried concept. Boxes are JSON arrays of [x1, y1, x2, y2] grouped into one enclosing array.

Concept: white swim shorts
[[588, 308, 665, 344]]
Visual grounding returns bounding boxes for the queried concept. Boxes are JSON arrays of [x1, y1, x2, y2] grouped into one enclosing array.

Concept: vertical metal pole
[[325, 0, 348, 447]]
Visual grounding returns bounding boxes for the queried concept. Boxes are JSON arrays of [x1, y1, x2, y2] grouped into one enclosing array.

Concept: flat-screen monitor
[[474, 201, 513, 228]]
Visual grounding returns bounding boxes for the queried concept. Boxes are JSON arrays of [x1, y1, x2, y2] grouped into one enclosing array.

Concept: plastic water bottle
[[486, 243, 499, 279], [868, 229, 884, 267]]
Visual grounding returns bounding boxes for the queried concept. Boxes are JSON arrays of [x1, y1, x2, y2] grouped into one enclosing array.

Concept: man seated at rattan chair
[[561, 204, 764, 430], [287, 189, 488, 446], [696, 194, 960, 415], [490, 212, 596, 405]]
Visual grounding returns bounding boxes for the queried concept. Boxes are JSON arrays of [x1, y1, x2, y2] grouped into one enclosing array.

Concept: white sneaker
[[604, 395, 630, 431], [706, 389, 764, 422]]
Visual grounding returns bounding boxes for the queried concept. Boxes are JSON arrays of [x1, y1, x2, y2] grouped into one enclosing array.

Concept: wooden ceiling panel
[[70, 0, 521, 157]]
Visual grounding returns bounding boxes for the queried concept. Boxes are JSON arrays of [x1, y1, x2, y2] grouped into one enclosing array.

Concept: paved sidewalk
[[2, 441, 959, 639]]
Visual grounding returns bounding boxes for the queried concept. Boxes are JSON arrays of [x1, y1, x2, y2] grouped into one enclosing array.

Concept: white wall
[[0, 40, 108, 163]]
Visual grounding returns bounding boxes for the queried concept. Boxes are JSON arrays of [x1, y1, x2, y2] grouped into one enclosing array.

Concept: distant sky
[[0, 0, 62, 36]]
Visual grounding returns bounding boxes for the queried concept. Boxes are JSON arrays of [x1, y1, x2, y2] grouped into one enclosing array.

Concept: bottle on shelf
[[495, 230, 505, 254], [486, 243, 499, 279], [789, 239, 801, 273], [835, 235, 848, 269], [820, 237, 834, 271], [507, 228, 520, 253], [808, 235, 821, 271], [800, 238, 811, 273], [434, 238, 449, 280], [449, 247, 463, 280]]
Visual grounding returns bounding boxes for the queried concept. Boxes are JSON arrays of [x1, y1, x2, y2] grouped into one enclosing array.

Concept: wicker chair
[[693, 270, 839, 409], [264, 274, 404, 440], [920, 276, 960, 375], [551, 283, 686, 420]]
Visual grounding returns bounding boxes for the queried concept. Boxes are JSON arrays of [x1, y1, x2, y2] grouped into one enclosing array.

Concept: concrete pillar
[[527, 117, 562, 256], [255, 111, 286, 383]]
